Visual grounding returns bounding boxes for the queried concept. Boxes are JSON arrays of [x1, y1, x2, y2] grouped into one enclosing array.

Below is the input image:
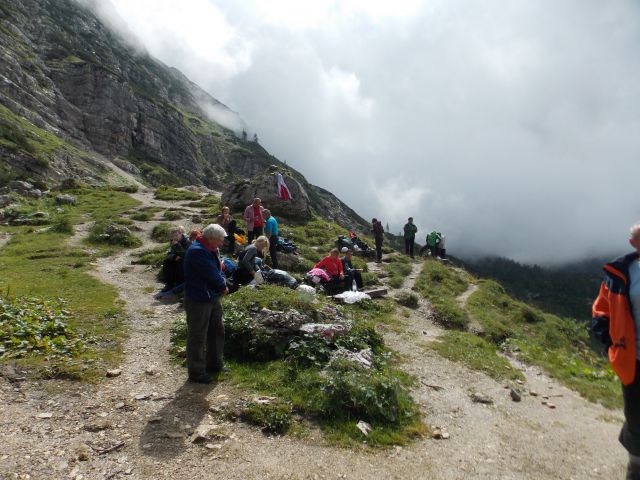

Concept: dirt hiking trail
[[0, 189, 628, 479]]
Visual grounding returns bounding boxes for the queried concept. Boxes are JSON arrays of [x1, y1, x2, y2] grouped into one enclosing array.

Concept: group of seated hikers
[[159, 214, 369, 297]]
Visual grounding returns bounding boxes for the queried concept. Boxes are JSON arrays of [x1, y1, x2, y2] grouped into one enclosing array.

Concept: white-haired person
[[234, 235, 270, 286], [593, 223, 640, 479], [183, 223, 229, 383]]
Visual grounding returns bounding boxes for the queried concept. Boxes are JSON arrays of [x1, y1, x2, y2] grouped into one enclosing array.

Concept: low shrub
[[49, 216, 74, 235], [0, 296, 86, 359], [241, 400, 293, 434], [88, 223, 142, 248], [321, 360, 417, 424], [395, 292, 419, 309], [150, 222, 173, 243], [162, 210, 183, 221], [112, 184, 139, 193], [430, 298, 469, 329]]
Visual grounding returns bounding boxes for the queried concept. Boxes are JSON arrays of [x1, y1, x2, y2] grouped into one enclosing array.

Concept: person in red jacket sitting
[[314, 248, 345, 292]]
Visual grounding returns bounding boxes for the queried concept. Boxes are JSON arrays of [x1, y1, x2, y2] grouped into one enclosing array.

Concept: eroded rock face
[[221, 170, 312, 220]]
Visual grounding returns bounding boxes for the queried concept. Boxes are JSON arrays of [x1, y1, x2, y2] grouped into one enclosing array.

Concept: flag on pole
[[276, 173, 293, 201]]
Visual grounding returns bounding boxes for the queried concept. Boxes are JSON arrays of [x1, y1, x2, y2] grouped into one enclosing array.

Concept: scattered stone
[[75, 444, 91, 461], [114, 402, 125, 409], [37, 412, 53, 419], [510, 389, 522, 402], [148, 416, 163, 423], [515, 379, 525, 385], [83, 419, 111, 432], [356, 420, 372, 436], [164, 431, 183, 439], [190, 425, 227, 444], [8, 180, 33, 193], [144, 366, 157, 376], [106, 369, 122, 378], [0, 195, 13, 207], [253, 396, 276, 404], [432, 428, 450, 440], [134, 393, 151, 401], [205, 443, 222, 450], [470, 393, 494, 405], [55, 194, 77, 205], [541, 400, 557, 409], [529, 390, 539, 397], [328, 348, 374, 369]]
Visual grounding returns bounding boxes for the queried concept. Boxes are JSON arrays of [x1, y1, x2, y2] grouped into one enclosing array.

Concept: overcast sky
[[98, 0, 640, 264]]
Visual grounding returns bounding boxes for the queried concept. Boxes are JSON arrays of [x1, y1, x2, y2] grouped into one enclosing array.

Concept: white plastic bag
[[334, 291, 371, 304]]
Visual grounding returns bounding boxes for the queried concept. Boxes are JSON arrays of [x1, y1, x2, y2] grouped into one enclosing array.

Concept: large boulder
[[221, 168, 312, 220]]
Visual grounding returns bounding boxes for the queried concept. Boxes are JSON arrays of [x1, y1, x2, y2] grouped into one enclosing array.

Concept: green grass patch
[[428, 331, 524, 381], [384, 257, 412, 288], [129, 206, 161, 221], [133, 245, 167, 267], [154, 186, 201, 201], [466, 279, 621, 408], [87, 223, 142, 248], [0, 189, 138, 379], [162, 209, 184, 221], [413, 260, 470, 329]]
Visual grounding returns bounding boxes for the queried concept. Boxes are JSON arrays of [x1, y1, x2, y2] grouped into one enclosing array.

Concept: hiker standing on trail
[[216, 206, 237, 254], [372, 218, 384, 263], [592, 223, 640, 479], [263, 209, 279, 270], [183, 224, 228, 384], [403, 217, 418, 259], [243, 198, 265, 244]]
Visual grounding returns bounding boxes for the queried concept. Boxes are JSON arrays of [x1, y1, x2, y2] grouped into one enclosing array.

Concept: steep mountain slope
[[0, 0, 369, 230]]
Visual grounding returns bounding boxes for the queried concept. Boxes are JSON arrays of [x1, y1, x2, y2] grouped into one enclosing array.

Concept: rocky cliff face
[[0, 0, 368, 230]]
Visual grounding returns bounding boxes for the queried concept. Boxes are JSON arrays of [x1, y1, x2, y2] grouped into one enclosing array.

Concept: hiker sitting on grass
[[341, 248, 363, 290], [233, 235, 270, 286], [161, 228, 189, 292], [315, 248, 345, 290]]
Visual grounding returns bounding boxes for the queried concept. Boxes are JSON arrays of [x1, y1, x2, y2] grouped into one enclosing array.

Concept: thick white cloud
[[102, 0, 640, 263]]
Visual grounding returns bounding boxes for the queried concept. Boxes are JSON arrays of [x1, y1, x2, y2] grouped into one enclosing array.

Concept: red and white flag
[[276, 173, 293, 201]]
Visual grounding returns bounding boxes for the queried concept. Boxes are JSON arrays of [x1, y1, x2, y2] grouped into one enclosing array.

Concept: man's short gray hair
[[630, 223, 640, 239], [202, 223, 227, 241]]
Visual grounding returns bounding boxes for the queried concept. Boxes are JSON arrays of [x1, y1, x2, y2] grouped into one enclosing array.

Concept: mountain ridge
[[0, 0, 369, 231]]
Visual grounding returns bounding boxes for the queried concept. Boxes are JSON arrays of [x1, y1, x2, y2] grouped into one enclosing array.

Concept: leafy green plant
[[0, 296, 86, 359]]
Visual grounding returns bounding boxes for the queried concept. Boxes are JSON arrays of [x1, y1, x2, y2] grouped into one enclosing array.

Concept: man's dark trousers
[[621, 361, 640, 456], [375, 238, 383, 262], [248, 226, 264, 244], [404, 238, 415, 257], [185, 297, 224, 377], [269, 235, 279, 269]]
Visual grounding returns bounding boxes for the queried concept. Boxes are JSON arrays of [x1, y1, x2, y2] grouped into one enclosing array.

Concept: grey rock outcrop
[[55, 194, 77, 205], [221, 169, 312, 220]]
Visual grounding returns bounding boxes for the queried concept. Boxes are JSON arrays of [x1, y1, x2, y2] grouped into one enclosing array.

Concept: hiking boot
[[188, 373, 214, 384]]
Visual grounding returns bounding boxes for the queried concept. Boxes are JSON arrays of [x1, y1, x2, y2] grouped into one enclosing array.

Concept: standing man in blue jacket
[[183, 224, 229, 383], [263, 209, 279, 270]]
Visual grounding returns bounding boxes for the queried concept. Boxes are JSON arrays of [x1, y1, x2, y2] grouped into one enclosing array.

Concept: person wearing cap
[[371, 218, 384, 263], [341, 248, 363, 290], [263, 209, 279, 269], [403, 217, 418, 259]]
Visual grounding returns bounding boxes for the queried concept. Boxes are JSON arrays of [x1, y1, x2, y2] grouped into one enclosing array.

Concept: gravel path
[[0, 196, 628, 479]]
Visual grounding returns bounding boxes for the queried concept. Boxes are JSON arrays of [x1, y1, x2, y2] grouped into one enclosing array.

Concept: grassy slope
[[415, 260, 621, 408], [0, 188, 140, 379]]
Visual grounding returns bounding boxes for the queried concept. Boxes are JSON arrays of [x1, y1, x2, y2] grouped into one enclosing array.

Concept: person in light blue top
[[263, 209, 279, 269]]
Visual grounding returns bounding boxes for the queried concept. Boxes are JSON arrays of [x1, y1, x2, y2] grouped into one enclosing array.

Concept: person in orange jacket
[[592, 223, 640, 479]]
